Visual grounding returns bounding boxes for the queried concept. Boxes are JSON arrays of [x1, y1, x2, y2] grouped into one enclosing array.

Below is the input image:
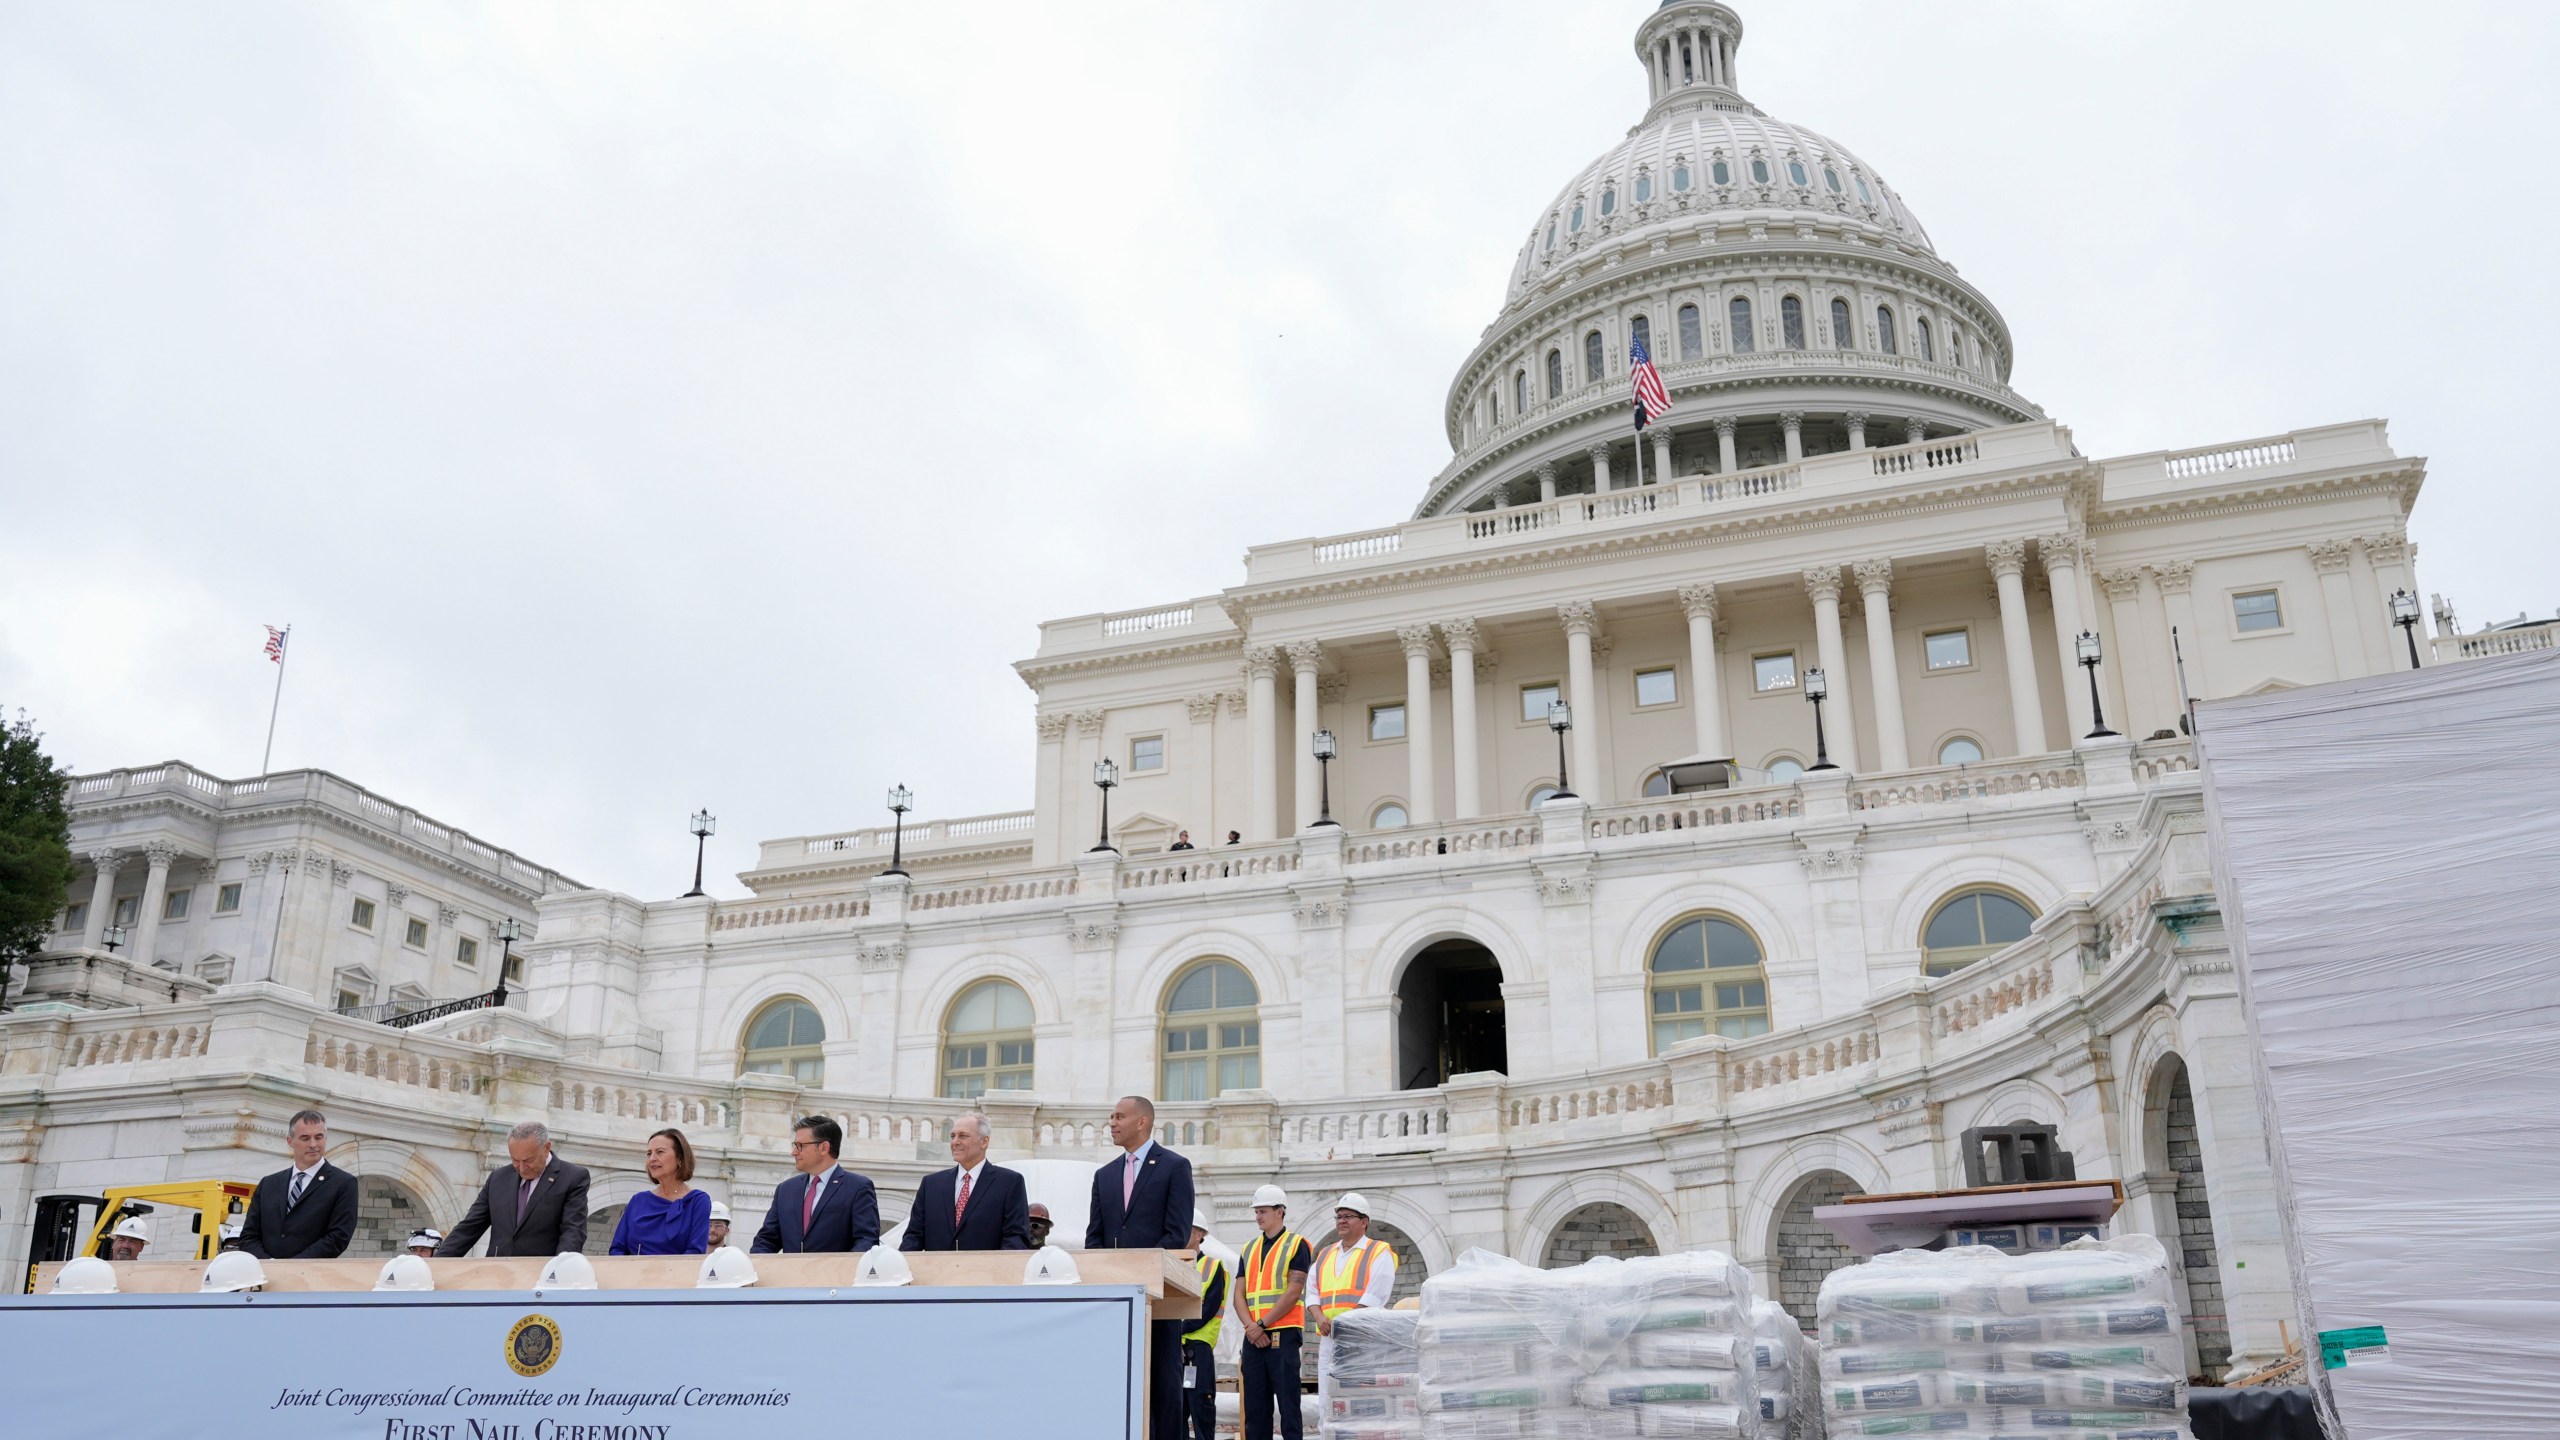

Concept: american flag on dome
[[263, 626, 288, 663], [1630, 333, 1671, 429]]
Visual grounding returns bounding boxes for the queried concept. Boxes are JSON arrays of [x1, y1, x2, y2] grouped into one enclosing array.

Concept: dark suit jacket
[[238, 1160, 359, 1260], [1085, 1144, 1193, 1250], [436, 1155, 591, 1258], [751, 1166, 879, 1253], [899, 1163, 1032, 1251]]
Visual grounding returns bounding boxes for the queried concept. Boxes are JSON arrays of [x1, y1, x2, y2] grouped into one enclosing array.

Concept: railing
[[59, 1015, 213, 1068], [1274, 1099, 1451, 1157], [2439, 620, 2560, 660], [1695, 466, 1801, 502], [548, 1060, 734, 1134], [303, 1015, 495, 1099], [1933, 949, 2058, 1039], [1722, 1017, 1882, 1099], [1121, 846, 1301, 889], [1587, 787, 1803, 838], [1850, 757, 2084, 811], [712, 897, 871, 932], [1466, 503, 1565, 540], [1871, 435, 1978, 476], [1314, 529, 1403, 565], [1504, 1062, 1674, 1131], [1345, 820, 1537, 865], [795, 811, 1038, 857], [2165, 437, 2295, 479], [909, 873, 1078, 911], [1101, 603, 1197, 637]]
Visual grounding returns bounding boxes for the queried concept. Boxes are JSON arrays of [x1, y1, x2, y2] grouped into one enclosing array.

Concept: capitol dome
[[1417, 1, 2041, 518]]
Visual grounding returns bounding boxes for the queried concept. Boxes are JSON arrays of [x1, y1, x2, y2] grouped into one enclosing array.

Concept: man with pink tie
[[1087, 1095, 1195, 1440]]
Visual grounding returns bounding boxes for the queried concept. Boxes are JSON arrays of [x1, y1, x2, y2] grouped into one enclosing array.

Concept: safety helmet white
[[110, 1216, 152, 1242], [201, 1250, 267, 1292], [536, 1252, 598, 1291], [1251, 1185, 1289, 1210], [854, 1245, 914, 1287], [708, 1200, 732, 1224], [1192, 1209, 1211, 1235], [1334, 1193, 1371, 1218], [1023, 1244, 1083, 1286], [52, 1257, 118, 1294], [217, 1222, 243, 1241], [696, 1245, 758, 1289], [373, 1255, 435, 1292]]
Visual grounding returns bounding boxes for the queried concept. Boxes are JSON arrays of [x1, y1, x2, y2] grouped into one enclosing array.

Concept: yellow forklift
[[22, 1181, 255, 1292]]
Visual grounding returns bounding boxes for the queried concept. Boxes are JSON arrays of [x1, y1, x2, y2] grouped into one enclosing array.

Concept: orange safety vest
[[1242, 1230, 1312, 1331], [1313, 1237, 1389, 1325]]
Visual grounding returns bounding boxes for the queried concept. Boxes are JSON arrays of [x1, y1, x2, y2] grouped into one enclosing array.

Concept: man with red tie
[[1087, 1095, 1195, 1440], [900, 1111, 1031, 1251], [750, 1115, 879, 1254]]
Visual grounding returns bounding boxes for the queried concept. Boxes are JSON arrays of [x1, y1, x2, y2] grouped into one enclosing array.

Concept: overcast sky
[[4, 1, 2553, 900]]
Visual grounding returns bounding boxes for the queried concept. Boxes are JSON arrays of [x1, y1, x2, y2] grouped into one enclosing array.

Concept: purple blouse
[[609, 1188, 711, 1256]]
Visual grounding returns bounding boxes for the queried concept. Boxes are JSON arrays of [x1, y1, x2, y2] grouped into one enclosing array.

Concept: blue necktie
[[288, 1171, 309, 1209]]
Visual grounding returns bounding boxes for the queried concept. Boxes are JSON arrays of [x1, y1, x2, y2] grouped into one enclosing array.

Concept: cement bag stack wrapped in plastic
[[1746, 1300, 1820, 1440], [1816, 1236, 2191, 1440], [1325, 1308, 1424, 1440], [1418, 1248, 1760, 1440]]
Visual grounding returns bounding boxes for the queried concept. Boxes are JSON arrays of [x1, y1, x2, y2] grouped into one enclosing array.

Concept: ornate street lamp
[[1090, 759, 1119, 854], [2076, 630, 2118, 739], [102, 923, 128, 955], [1546, 702, 1576, 800], [1802, 668, 1839, 772], [683, 809, 716, 898], [494, 917, 523, 1000], [2388, 589, 2424, 670], [883, 785, 914, 877], [1310, 730, 1340, 827]]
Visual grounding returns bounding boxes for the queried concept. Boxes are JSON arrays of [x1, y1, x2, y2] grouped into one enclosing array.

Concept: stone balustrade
[[1849, 757, 2084, 811]]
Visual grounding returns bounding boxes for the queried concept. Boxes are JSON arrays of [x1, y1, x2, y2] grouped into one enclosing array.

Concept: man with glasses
[[751, 1115, 878, 1253]]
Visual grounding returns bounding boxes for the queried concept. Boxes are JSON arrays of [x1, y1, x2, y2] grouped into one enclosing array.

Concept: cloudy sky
[[4, 1, 2552, 899]]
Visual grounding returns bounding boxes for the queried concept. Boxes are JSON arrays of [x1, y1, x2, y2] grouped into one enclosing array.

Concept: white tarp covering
[[2195, 646, 2560, 1437]]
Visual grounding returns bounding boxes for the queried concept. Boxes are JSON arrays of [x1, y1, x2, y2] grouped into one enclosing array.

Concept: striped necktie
[[288, 1170, 309, 1209]]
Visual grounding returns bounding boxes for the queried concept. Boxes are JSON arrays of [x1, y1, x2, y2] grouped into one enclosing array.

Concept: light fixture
[[1802, 667, 1839, 771], [2075, 630, 2118, 739], [1089, 759, 1119, 854], [102, 923, 128, 955], [2388, 589, 2423, 670], [883, 785, 914, 878], [683, 809, 716, 898], [494, 917, 523, 1000], [1310, 730, 1340, 828], [1545, 702, 1576, 801]]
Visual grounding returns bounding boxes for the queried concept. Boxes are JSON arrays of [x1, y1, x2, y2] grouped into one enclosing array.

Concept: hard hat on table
[[374, 1255, 435, 1292], [201, 1250, 266, 1293], [697, 1246, 759, 1289], [52, 1257, 118, 1294], [537, 1252, 598, 1290]]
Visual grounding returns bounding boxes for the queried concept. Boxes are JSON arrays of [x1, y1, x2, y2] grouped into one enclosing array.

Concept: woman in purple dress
[[609, 1128, 712, 1256]]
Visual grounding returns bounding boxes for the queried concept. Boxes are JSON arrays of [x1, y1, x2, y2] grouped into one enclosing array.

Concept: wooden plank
[[1838, 1179, 2125, 1207]]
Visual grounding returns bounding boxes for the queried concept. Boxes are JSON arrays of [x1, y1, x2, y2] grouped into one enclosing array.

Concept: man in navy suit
[[238, 1109, 359, 1260], [901, 1111, 1031, 1251], [751, 1115, 879, 1254], [1087, 1095, 1195, 1440]]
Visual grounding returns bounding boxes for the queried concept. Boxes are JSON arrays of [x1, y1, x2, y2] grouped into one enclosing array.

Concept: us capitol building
[[7, 1, 2530, 1382]]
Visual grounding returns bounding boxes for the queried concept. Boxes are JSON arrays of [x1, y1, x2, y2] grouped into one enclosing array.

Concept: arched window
[[1673, 164, 1692, 192], [1584, 330, 1605, 383], [1781, 296, 1806, 350], [1749, 157, 1770, 184], [1546, 348, 1564, 399], [1710, 158, 1730, 186], [1728, 297, 1755, 354], [1371, 801, 1409, 830], [1875, 306, 1898, 355], [1765, 757, 1805, 783], [940, 979, 1035, 1098], [1678, 304, 1703, 360], [1630, 314, 1651, 356], [1937, 736, 1984, 765], [1544, 220, 1557, 251], [1823, 166, 1843, 194], [1787, 159, 1808, 187], [1634, 173, 1653, 204], [1649, 914, 1771, 1051], [1916, 317, 1935, 363], [1529, 784, 1561, 808], [1830, 297, 1854, 350], [1570, 201, 1585, 233], [1161, 960, 1260, 1100], [1600, 187, 1617, 217], [741, 998, 824, 1085], [1641, 770, 1674, 798], [1922, 889, 2037, 977], [1514, 369, 1528, 414], [1854, 173, 1874, 205]]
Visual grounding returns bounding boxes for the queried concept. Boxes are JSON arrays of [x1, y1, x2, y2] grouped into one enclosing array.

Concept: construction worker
[[406, 1228, 443, 1259], [1183, 1210, 1230, 1440], [707, 1201, 732, 1251], [1310, 1193, 1397, 1390], [1232, 1185, 1312, 1440], [1026, 1202, 1054, 1250], [106, 1217, 150, 1262]]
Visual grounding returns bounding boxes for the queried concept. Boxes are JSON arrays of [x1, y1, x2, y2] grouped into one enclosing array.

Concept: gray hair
[[287, 1109, 327, 1131], [508, 1120, 551, 1147], [953, 1112, 991, 1140]]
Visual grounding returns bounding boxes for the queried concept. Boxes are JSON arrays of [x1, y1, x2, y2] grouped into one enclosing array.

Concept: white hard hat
[[696, 1245, 758, 1289], [1335, 1192, 1370, 1217], [218, 1222, 243, 1241], [407, 1228, 442, 1249], [1192, 1209, 1211, 1234], [853, 1246, 914, 1288], [111, 1216, 151, 1242], [1251, 1185, 1289, 1209], [52, 1257, 119, 1294], [1023, 1244, 1083, 1286], [537, 1252, 598, 1291], [373, 1255, 435, 1292], [201, 1250, 267, 1293], [709, 1201, 731, 1223]]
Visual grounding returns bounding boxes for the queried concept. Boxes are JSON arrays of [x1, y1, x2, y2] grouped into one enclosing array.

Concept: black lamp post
[[2076, 630, 2118, 739], [1089, 759, 1119, 853], [883, 785, 914, 877], [2389, 589, 2424, 670], [683, 809, 716, 898], [1803, 667, 1839, 772], [494, 917, 522, 999], [1546, 702, 1576, 800], [102, 923, 128, 955], [1311, 730, 1340, 826]]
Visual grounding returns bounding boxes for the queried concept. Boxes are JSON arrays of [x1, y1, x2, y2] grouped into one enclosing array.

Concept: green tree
[[0, 709, 77, 1001]]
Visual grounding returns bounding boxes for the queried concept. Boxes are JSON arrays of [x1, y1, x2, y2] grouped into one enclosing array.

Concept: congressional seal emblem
[[505, 1313, 564, 1377]]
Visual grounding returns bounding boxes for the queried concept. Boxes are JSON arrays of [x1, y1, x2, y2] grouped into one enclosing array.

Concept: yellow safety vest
[[1185, 1253, 1229, 1346], [1313, 1237, 1389, 1325], [1243, 1231, 1312, 1331]]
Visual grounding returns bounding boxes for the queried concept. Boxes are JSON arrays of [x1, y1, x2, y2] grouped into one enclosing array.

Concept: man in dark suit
[[752, 1115, 878, 1253], [436, 1120, 591, 1258], [237, 1108, 358, 1260], [1087, 1095, 1195, 1440], [901, 1111, 1031, 1251]]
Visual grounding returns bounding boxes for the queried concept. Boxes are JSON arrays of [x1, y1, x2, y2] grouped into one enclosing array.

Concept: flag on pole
[[1630, 334, 1671, 429], [263, 626, 289, 663]]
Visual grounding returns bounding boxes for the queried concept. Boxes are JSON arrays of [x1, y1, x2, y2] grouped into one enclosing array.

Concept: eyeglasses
[[789, 1140, 820, 1151]]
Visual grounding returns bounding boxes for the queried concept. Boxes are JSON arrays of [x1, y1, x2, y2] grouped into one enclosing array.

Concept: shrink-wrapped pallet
[[1746, 1299, 1820, 1440], [1324, 1310, 1424, 1440]]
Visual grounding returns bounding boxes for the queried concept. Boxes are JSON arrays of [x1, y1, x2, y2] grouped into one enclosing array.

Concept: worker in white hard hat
[[216, 1221, 246, 1254], [1311, 1193, 1397, 1397], [406, 1228, 443, 1259], [1181, 1209, 1231, 1440], [107, 1216, 151, 1262], [707, 1201, 732, 1251], [1233, 1184, 1312, 1440]]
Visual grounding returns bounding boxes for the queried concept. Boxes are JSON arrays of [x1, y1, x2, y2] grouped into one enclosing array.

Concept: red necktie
[[955, 1170, 973, 1226], [801, 1174, 819, 1236]]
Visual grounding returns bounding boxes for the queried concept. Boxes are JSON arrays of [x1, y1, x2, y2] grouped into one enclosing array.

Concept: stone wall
[[2166, 1067, 2231, 1377], [1775, 1170, 1863, 1330], [350, 1175, 427, 1259], [1539, 1202, 1659, 1268]]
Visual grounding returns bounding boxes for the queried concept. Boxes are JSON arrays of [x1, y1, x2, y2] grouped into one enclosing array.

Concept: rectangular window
[[113, 896, 139, 927], [2234, 589, 2283, 632], [1369, 703, 1407, 741], [63, 902, 87, 933], [215, 883, 242, 914], [337, 988, 365, 1013], [1753, 652, 1798, 692], [1924, 629, 1972, 670], [1130, 735, 1165, 772], [162, 888, 191, 921], [404, 917, 429, 949], [503, 949, 524, 984], [1634, 667, 1679, 707], [1520, 682, 1561, 723], [350, 897, 376, 931], [456, 936, 479, 969]]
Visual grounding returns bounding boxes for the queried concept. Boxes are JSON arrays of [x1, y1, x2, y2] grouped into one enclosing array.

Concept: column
[[1677, 583, 1728, 758], [2153, 560, 2209, 704], [80, 850, 122, 950], [133, 842, 179, 965], [1714, 416, 1737, 474], [1245, 647, 1280, 839], [1586, 443, 1613, 492], [1185, 692, 1222, 843], [1986, 540, 2051, 754], [1444, 619, 1483, 818], [1397, 624, 1439, 825], [2344, 536, 2392, 673], [2363, 533, 2418, 668], [2308, 541, 2364, 680], [1854, 559, 1910, 771], [1558, 602, 1605, 800], [1845, 411, 1868, 449], [2101, 568, 2158, 735], [2039, 533, 2094, 739], [1780, 411, 1804, 463], [1803, 566, 1860, 772], [1074, 709, 1108, 847], [1537, 463, 1558, 503], [1651, 429, 1673, 485], [1905, 417, 1927, 446], [1034, 713, 1069, 862], [1287, 641, 1324, 831]]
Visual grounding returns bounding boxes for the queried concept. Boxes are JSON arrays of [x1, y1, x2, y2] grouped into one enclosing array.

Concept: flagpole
[[260, 626, 291, 776]]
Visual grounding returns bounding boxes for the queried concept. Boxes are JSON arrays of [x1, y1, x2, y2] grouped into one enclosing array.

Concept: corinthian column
[[133, 842, 181, 965], [1245, 647, 1280, 839], [1714, 416, 1738, 474], [1586, 443, 1613, 492], [2038, 534, 2093, 739], [1853, 558, 1909, 771], [1803, 566, 1860, 772], [1985, 540, 2049, 754], [1677, 583, 1727, 759], [1443, 619, 1483, 819], [1397, 624, 1439, 825], [81, 850, 123, 951], [1286, 641, 1325, 831], [1558, 602, 1605, 800]]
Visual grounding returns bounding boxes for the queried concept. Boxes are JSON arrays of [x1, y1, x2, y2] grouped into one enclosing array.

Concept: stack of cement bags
[[1325, 1309, 1424, 1440], [1745, 1299, 1820, 1440]]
